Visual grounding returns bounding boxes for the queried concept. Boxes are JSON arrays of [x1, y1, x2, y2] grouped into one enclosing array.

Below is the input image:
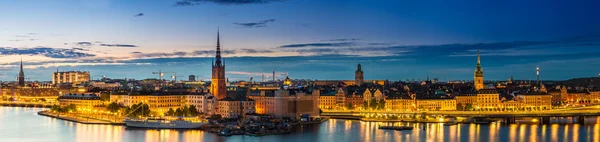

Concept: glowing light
[[531, 118, 539, 123]]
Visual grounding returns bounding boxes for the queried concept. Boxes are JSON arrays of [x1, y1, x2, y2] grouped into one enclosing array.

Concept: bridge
[[0, 101, 56, 108], [322, 106, 600, 124]]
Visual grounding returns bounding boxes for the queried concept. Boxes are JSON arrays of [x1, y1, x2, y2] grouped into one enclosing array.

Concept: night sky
[[1, 0, 600, 81]]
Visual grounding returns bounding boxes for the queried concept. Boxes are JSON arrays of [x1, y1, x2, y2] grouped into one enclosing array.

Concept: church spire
[[18, 56, 25, 87], [214, 28, 223, 67], [477, 49, 481, 64]]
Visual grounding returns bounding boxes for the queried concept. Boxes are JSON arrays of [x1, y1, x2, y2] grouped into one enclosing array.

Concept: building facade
[[248, 88, 320, 118], [58, 93, 103, 109], [517, 92, 552, 110], [217, 97, 256, 118], [475, 89, 500, 110], [52, 71, 91, 85]]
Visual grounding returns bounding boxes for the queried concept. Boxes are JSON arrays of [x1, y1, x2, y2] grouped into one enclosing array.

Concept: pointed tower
[[355, 64, 364, 85], [474, 49, 484, 90], [211, 29, 227, 99], [536, 66, 540, 85], [18, 58, 25, 87]]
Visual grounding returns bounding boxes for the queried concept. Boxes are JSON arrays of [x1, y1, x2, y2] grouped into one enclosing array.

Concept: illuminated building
[[363, 88, 383, 101], [89, 81, 121, 90], [52, 71, 91, 85], [217, 97, 255, 118], [517, 92, 552, 110], [283, 75, 292, 86], [415, 97, 456, 111], [58, 93, 103, 109], [344, 88, 364, 109], [475, 89, 500, 110], [109, 91, 216, 115], [247, 87, 320, 118], [474, 49, 484, 90], [318, 88, 337, 109], [385, 92, 414, 111], [455, 91, 477, 106], [211, 30, 227, 99]]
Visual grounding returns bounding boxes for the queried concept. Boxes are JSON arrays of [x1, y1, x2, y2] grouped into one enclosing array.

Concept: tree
[[456, 103, 464, 111], [175, 108, 183, 116], [346, 103, 354, 110], [167, 108, 175, 116], [188, 105, 199, 116], [65, 104, 76, 112], [106, 102, 120, 113], [182, 106, 190, 117], [465, 103, 473, 111], [377, 99, 386, 110], [126, 103, 150, 117], [369, 99, 377, 110], [362, 101, 369, 110], [99, 91, 110, 101]]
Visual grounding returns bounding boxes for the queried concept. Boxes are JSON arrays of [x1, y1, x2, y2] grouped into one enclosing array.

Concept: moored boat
[[124, 118, 207, 129]]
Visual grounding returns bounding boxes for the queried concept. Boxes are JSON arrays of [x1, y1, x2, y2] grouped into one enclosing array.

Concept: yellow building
[[517, 92, 552, 110], [475, 89, 500, 110], [216, 97, 256, 118], [415, 98, 456, 111], [109, 91, 216, 115], [385, 92, 414, 111], [363, 88, 383, 101], [58, 93, 103, 109], [455, 91, 477, 106]]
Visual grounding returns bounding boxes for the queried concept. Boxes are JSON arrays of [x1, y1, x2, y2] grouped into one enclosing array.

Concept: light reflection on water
[[1, 107, 600, 142]]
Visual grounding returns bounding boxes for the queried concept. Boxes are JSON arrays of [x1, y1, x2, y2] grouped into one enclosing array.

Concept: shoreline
[[37, 111, 125, 125]]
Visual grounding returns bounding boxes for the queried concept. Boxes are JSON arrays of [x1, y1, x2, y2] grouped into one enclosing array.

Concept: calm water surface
[[1, 107, 599, 142]]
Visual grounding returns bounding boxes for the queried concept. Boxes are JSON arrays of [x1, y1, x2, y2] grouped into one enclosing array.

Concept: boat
[[378, 125, 414, 131], [124, 118, 208, 129], [443, 122, 457, 126]]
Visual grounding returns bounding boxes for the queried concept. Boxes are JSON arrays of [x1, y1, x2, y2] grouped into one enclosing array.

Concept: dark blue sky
[[1, 0, 600, 81]]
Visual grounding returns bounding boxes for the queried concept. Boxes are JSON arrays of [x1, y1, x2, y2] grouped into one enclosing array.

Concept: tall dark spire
[[18, 57, 25, 86], [214, 28, 223, 67], [474, 49, 483, 77]]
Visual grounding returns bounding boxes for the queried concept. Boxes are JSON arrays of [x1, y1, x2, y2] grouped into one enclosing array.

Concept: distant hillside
[[557, 77, 600, 88]]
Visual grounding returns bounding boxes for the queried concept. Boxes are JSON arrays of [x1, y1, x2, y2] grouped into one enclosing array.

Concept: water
[[1, 107, 599, 142]]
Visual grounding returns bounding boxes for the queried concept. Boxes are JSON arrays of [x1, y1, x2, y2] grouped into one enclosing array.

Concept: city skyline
[[2, 0, 600, 81]]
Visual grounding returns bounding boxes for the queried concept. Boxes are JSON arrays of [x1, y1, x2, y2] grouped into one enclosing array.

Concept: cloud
[[240, 49, 273, 53], [22, 62, 153, 69], [71, 48, 89, 51], [99, 44, 138, 47], [233, 19, 276, 28], [227, 71, 288, 78], [76, 42, 93, 46], [134, 13, 144, 17], [279, 42, 356, 48], [0, 47, 95, 58], [322, 38, 361, 42], [174, 0, 284, 6], [130, 50, 236, 58]]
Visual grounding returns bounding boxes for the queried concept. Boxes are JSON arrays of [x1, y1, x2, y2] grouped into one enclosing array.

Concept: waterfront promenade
[[322, 105, 600, 117], [0, 101, 55, 108], [37, 110, 124, 125]]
